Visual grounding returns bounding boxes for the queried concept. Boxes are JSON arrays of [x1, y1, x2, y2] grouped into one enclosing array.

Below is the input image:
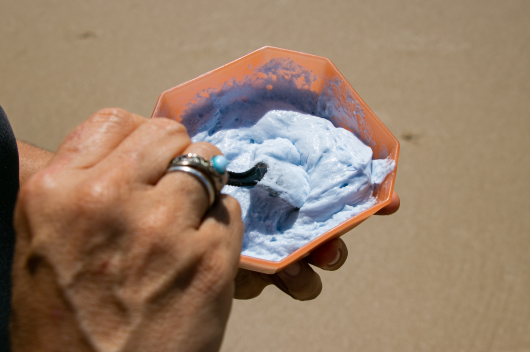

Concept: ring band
[[167, 165, 216, 206], [166, 154, 228, 207]]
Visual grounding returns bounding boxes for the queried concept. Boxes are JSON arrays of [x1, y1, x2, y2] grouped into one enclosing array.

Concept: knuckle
[[148, 117, 188, 136], [90, 108, 132, 124], [190, 141, 222, 157], [87, 108, 145, 133], [74, 177, 118, 215], [18, 169, 60, 206], [15, 169, 70, 233]]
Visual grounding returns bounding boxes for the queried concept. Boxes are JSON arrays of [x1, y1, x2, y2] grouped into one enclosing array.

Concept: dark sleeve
[[0, 105, 19, 351]]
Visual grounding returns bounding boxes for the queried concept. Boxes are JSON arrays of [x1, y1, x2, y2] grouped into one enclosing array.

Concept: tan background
[[1, 0, 529, 351]]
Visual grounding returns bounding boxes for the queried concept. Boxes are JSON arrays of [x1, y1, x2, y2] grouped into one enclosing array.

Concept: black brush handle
[[227, 162, 268, 187]]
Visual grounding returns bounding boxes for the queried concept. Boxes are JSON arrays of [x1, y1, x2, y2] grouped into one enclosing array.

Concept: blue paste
[[180, 59, 395, 261]]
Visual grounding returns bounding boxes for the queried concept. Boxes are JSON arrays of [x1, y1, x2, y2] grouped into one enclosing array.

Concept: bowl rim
[[152, 46, 400, 274]]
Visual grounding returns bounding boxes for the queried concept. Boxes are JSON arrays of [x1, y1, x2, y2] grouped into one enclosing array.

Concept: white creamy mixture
[[191, 102, 394, 261]]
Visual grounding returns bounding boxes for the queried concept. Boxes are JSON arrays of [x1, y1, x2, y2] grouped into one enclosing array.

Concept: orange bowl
[[152, 46, 399, 274]]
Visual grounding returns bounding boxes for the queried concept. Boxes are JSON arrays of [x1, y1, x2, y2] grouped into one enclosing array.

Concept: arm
[[16, 141, 54, 185]]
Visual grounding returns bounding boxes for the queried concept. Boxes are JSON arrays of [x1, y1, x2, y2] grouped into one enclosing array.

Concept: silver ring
[[167, 165, 216, 207], [166, 154, 227, 207]]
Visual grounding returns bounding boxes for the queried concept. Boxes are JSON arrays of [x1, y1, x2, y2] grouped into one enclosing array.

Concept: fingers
[[234, 238, 348, 300], [156, 142, 226, 228], [196, 195, 245, 277], [235, 188, 397, 301], [234, 269, 273, 300], [234, 262, 324, 301], [232, 193, 397, 303], [375, 191, 400, 215], [263, 241, 343, 301], [234, 240, 347, 300], [97, 116, 192, 184], [276, 260, 322, 301], [199, 195, 244, 252], [309, 238, 348, 271], [54, 108, 147, 168], [262, 189, 396, 301]]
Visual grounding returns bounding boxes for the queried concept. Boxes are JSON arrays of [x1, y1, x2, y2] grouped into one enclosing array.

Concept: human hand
[[234, 192, 400, 300], [11, 108, 244, 352]]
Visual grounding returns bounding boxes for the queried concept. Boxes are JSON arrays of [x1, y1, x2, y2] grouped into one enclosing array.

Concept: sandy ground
[[1, 0, 529, 351]]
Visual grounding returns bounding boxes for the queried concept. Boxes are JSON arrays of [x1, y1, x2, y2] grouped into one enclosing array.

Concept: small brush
[[227, 162, 268, 187]]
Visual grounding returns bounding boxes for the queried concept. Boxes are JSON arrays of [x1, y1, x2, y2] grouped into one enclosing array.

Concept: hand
[[11, 109, 244, 352], [234, 191, 400, 300]]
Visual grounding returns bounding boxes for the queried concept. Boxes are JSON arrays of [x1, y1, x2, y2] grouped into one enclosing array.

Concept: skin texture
[[11, 108, 245, 352], [16, 141, 53, 185], [13, 109, 401, 327]]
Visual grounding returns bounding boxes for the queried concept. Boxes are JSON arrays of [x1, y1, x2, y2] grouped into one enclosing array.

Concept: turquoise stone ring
[[211, 155, 228, 174], [167, 153, 228, 206]]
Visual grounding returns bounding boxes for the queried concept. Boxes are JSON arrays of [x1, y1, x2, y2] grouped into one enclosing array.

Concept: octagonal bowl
[[152, 46, 399, 274]]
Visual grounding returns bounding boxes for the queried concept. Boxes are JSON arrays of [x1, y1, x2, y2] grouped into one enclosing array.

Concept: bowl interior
[[152, 46, 399, 274]]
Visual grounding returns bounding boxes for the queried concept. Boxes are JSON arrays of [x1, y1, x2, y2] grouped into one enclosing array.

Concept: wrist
[[16, 140, 54, 185]]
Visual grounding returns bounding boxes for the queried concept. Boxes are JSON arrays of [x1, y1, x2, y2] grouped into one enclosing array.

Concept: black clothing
[[0, 105, 18, 351]]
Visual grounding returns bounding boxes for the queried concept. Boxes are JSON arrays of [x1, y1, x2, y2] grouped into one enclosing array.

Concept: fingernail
[[283, 262, 301, 277], [327, 250, 341, 266]]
